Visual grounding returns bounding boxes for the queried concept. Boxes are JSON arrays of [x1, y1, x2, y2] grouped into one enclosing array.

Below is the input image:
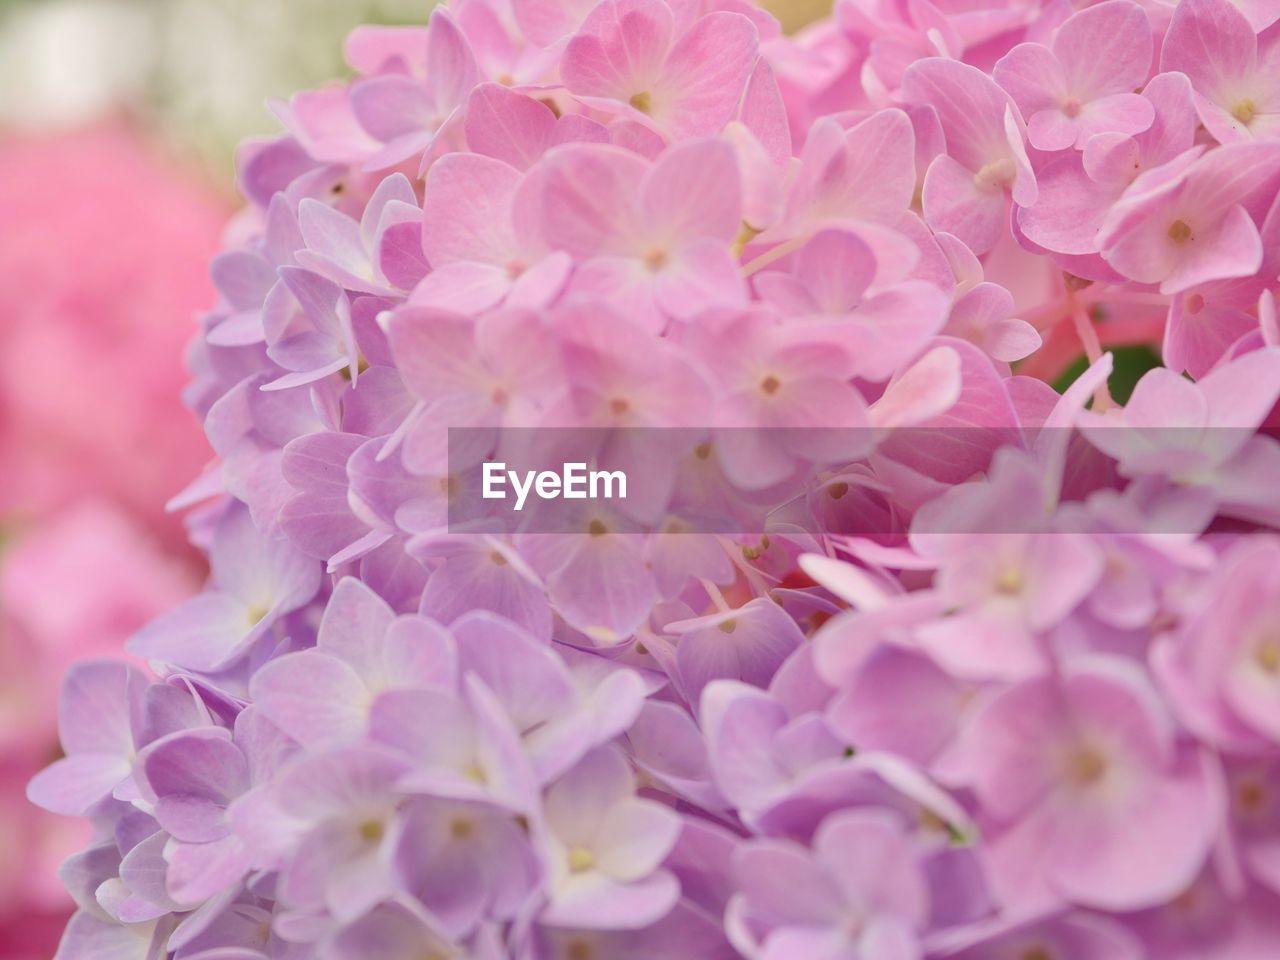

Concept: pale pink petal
[[983, 318, 1043, 362], [1160, 0, 1257, 107], [421, 153, 522, 266], [1160, 204, 1263, 294], [343, 25, 430, 74], [251, 652, 371, 745], [424, 10, 479, 105], [657, 12, 759, 139], [594, 798, 683, 881], [507, 252, 573, 309], [795, 111, 918, 229], [1198, 346, 1280, 428], [569, 256, 665, 333], [921, 153, 1008, 255], [561, 0, 675, 104], [1026, 107, 1081, 152], [739, 59, 791, 166], [463, 83, 557, 170], [350, 75, 437, 142], [1004, 105, 1038, 208], [903, 58, 1018, 174], [869, 347, 962, 428], [542, 871, 681, 930], [1082, 133, 1143, 187], [654, 239, 747, 319], [1136, 70, 1199, 166], [1050, 753, 1216, 910], [297, 200, 368, 283], [28, 754, 134, 816], [992, 42, 1065, 117], [1075, 93, 1156, 145], [411, 261, 513, 312], [534, 144, 649, 257], [642, 138, 742, 245], [1164, 293, 1258, 377], [1054, 0, 1153, 99], [515, 0, 611, 48], [792, 229, 876, 313]]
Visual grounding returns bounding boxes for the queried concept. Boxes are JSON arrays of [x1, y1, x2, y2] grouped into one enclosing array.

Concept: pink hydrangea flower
[[1160, 0, 1280, 144], [903, 58, 1038, 254], [561, 0, 759, 139], [959, 657, 1219, 912], [995, 1, 1156, 152], [24, 2, 1280, 958]]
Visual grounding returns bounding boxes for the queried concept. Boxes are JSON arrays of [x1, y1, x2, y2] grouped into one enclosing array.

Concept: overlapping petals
[[30, 1, 1280, 958]]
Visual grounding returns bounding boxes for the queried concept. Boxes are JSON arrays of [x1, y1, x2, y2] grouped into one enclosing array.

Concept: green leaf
[[1052, 344, 1162, 405]]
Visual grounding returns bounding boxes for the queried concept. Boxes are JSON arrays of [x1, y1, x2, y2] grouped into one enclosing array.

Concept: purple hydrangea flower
[[28, 0, 1280, 957]]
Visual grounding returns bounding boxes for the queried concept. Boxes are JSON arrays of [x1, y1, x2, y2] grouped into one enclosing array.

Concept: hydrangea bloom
[[30, 1, 1280, 957]]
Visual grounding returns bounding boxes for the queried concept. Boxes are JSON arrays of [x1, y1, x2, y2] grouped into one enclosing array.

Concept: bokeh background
[[0, 1, 829, 956]]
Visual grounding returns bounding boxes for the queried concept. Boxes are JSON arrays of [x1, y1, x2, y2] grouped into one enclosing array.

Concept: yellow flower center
[[731, 221, 763, 257], [1067, 747, 1108, 786], [974, 158, 1016, 191], [568, 846, 596, 872], [993, 568, 1024, 595], [642, 248, 668, 272], [629, 91, 652, 114], [1168, 219, 1193, 244], [1233, 99, 1257, 125], [1236, 777, 1268, 817], [1253, 634, 1280, 675]]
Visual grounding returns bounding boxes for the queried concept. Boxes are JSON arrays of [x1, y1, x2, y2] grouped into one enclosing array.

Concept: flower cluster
[[29, 0, 1280, 957]]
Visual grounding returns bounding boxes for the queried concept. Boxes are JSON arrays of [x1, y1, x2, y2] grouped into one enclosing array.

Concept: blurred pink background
[[0, 122, 227, 958]]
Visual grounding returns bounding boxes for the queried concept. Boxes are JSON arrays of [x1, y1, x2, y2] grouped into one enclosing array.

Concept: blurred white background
[[0, 0, 431, 176]]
